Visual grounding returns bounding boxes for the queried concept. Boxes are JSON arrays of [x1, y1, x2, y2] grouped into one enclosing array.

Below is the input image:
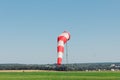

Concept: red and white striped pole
[[57, 31, 70, 66]]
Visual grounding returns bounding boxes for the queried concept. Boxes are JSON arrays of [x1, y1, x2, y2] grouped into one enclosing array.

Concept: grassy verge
[[0, 71, 120, 80]]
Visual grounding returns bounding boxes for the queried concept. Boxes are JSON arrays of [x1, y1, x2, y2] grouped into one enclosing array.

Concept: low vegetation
[[0, 71, 120, 80], [0, 62, 120, 71]]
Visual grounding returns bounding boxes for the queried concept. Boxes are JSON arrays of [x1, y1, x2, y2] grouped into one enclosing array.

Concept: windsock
[[57, 31, 70, 66]]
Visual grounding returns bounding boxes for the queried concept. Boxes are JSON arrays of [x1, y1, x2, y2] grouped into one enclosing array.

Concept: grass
[[0, 71, 120, 80]]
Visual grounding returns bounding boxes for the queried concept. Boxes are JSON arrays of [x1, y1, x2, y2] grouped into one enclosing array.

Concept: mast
[[66, 42, 68, 65]]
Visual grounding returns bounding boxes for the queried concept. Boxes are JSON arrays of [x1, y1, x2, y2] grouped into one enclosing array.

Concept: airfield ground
[[0, 70, 120, 80]]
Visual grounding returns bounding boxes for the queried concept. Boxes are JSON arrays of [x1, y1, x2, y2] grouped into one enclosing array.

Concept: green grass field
[[0, 71, 120, 80]]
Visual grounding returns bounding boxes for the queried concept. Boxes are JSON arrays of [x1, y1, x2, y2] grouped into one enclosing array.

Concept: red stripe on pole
[[57, 36, 67, 44], [57, 46, 64, 53], [57, 57, 62, 65]]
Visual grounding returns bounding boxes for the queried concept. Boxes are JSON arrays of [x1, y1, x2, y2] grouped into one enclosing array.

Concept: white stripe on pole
[[58, 52, 63, 58], [58, 40, 64, 47], [59, 33, 69, 40]]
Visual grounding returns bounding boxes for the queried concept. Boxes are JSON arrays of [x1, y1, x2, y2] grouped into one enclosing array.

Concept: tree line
[[0, 62, 120, 71]]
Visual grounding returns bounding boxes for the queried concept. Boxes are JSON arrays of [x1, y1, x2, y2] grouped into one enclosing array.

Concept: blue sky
[[0, 0, 120, 64]]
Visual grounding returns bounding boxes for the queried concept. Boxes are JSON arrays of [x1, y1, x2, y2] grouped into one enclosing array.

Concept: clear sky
[[0, 0, 120, 64]]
